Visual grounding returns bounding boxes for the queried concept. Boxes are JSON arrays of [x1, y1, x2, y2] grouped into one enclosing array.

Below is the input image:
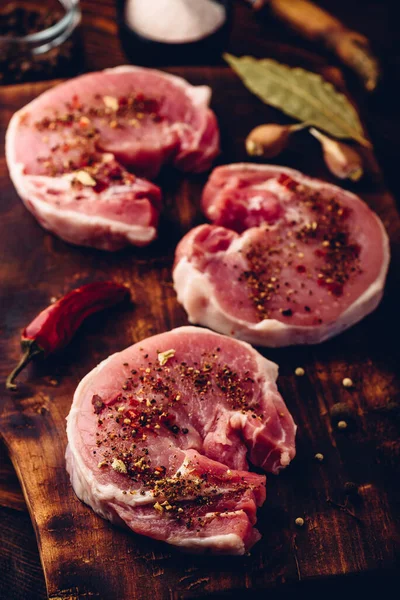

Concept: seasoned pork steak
[[173, 164, 389, 346], [66, 326, 296, 554], [6, 66, 219, 250]]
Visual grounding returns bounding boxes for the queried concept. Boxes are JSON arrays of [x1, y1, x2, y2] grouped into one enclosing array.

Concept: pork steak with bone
[[66, 326, 296, 554], [173, 164, 389, 346], [6, 66, 219, 250]]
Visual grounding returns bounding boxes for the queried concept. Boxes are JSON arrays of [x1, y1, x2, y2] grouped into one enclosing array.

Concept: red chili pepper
[[6, 281, 129, 391]]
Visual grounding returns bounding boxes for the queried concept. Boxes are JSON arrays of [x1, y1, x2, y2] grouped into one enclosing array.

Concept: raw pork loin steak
[[174, 164, 390, 346], [66, 326, 296, 554], [6, 66, 219, 250]]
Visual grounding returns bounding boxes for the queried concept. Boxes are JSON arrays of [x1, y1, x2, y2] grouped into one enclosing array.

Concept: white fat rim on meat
[[6, 127, 156, 250], [173, 254, 387, 347], [168, 533, 245, 554], [174, 166, 390, 347], [5, 161, 157, 249], [66, 327, 279, 534]]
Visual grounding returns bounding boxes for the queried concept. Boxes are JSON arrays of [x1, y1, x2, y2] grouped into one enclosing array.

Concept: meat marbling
[[66, 326, 296, 554], [6, 66, 220, 250], [173, 164, 390, 346]]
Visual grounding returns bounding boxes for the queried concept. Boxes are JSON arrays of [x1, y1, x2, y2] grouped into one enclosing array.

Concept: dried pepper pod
[[309, 127, 363, 181], [6, 281, 130, 391]]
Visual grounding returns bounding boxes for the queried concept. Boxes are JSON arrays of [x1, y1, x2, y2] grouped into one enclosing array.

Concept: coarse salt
[[125, 0, 226, 44]]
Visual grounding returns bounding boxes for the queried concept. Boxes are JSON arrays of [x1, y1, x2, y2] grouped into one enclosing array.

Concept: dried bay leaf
[[224, 53, 371, 148]]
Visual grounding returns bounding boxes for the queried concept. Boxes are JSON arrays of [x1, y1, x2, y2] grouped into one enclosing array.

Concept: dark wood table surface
[[1, 1, 399, 599]]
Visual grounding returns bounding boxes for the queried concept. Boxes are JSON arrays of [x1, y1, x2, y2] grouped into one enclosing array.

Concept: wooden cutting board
[[1, 65, 399, 600]]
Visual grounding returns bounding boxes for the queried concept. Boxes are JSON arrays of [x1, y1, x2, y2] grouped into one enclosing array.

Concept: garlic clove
[[245, 123, 307, 159], [309, 127, 363, 181], [246, 124, 289, 159], [246, 138, 265, 157]]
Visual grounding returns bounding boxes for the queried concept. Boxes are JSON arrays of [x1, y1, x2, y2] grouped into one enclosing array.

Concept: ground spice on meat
[[240, 242, 277, 320], [29, 92, 163, 190], [92, 348, 262, 527], [239, 178, 362, 322]]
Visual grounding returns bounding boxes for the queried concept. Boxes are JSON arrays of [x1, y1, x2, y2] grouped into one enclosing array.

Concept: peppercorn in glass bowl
[[0, 0, 82, 85], [116, 0, 232, 67]]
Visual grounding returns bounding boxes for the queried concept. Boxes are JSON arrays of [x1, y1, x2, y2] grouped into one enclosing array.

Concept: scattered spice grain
[[342, 377, 353, 388]]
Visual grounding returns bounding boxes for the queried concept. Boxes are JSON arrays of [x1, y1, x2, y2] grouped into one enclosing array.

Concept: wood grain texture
[[0, 61, 399, 599]]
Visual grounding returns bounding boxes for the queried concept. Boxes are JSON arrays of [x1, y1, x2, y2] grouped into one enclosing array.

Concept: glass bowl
[[0, 0, 82, 85], [116, 0, 232, 67]]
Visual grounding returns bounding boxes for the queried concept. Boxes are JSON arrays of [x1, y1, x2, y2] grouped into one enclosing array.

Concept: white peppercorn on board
[[1, 66, 399, 600]]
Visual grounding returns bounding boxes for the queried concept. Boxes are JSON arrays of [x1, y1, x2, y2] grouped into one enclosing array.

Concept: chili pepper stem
[[6, 342, 43, 391]]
